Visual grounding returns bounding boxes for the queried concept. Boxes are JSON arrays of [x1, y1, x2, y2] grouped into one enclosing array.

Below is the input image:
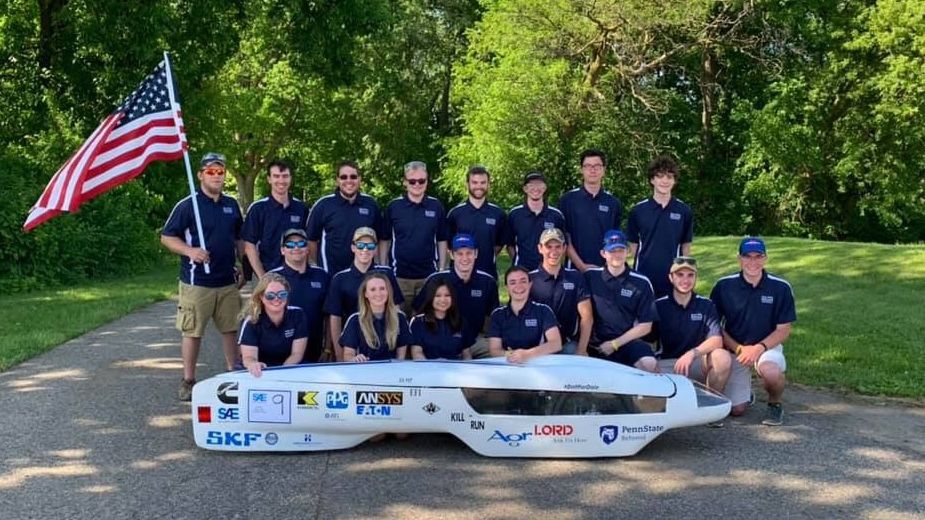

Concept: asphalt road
[[0, 300, 923, 520]]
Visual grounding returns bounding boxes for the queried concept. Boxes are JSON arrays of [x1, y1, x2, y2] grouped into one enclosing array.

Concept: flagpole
[[163, 51, 210, 274]]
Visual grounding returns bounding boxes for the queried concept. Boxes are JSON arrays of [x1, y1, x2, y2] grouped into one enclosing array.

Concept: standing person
[[710, 238, 796, 426], [558, 149, 622, 272], [268, 229, 330, 363], [306, 160, 383, 274], [380, 161, 449, 313], [505, 171, 566, 270], [529, 228, 592, 355], [241, 160, 308, 278], [160, 152, 244, 401], [238, 273, 308, 377], [626, 155, 694, 297], [487, 266, 562, 363], [340, 272, 413, 362], [583, 230, 658, 372], [409, 280, 474, 360], [412, 234, 499, 358], [446, 165, 507, 278], [324, 227, 403, 361]]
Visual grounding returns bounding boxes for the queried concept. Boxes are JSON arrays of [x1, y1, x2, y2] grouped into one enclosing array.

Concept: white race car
[[191, 355, 730, 458]]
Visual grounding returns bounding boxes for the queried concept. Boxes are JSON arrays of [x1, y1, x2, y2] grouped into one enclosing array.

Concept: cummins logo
[[356, 391, 403, 405]]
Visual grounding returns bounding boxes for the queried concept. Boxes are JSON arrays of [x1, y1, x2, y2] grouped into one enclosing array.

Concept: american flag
[[24, 58, 187, 231]]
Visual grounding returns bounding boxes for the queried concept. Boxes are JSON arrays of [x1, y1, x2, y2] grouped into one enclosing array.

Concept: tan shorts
[[725, 345, 787, 406], [657, 356, 709, 384], [397, 277, 427, 315], [176, 282, 242, 338]]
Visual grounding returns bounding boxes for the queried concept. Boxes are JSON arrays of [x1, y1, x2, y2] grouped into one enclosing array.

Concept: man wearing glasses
[[446, 165, 507, 279], [160, 152, 244, 401], [558, 149, 623, 272], [241, 160, 308, 278], [268, 229, 330, 363], [710, 238, 796, 426], [306, 160, 383, 275], [380, 161, 449, 314]]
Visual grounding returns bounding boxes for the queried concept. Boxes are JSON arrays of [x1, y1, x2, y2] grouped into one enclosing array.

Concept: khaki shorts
[[725, 345, 787, 406], [397, 277, 427, 316], [469, 335, 491, 359], [176, 282, 242, 338], [657, 356, 709, 384]]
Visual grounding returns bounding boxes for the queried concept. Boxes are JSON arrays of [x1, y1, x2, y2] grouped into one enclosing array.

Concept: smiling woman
[[238, 273, 308, 378]]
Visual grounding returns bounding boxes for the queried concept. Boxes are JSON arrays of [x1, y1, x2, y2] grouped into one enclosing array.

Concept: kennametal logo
[[355, 391, 404, 405]]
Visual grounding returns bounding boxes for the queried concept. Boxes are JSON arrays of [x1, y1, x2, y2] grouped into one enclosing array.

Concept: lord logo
[[326, 391, 349, 409]]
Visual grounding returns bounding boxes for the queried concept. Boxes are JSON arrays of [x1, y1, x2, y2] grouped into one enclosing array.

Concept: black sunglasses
[[339, 174, 359, 180], [672, 256, 697, 267], [405, 178, 427, 186]]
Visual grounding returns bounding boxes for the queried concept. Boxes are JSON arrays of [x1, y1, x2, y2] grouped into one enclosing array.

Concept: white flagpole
[[163, 51, 210, 274]]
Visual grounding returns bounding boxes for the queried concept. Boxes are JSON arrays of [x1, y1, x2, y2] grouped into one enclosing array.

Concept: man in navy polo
[[626, 155, 694, 297], [268, 228, 330, 363], [324, 226, 403, 361], [488, 265, 562, 363], [505, 171, 566, 270], [306, 160, 383, 274], [241, 160, 308, 278], [583, 229, 657, 372], [710, 237, 796, 426], [380, 161, 449, 314], [160, 152, 244, 400], [446, 165, 507, 278], [529, 227, 592, 355], [558, 149, 623, 272], [413, 233, 500, 358]]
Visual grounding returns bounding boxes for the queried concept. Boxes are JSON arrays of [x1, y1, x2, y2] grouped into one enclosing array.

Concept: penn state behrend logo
[[600, 425, 619, 445], [223, 207, 234, 214], [761, 295, 774, 304], [359, 207, 369, 215], [525, 318, 538, 327], [669, 212, 681, 220], [486, 218, 496, 225], [598, 205, 609, 212], [543, 222, 554, 229], [690, 313, 703, 321], [424, 210, 436, 218], [290, 215, 301, 223], [563, 282, 575, 290]]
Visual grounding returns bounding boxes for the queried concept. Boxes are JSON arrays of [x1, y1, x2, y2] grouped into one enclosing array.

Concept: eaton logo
[[488, 430, 532, 447], [326, 391, 349, 409], [599, 425, 619, 445], [217, 407, 239, 421], [356, 405, 393, 416], [206, 431, 261, 447]]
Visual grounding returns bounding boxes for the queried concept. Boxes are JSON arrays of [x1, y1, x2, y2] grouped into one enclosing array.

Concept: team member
[[710, 237, 796, 426], [446, 165, 507, 278], [160, 152, 244, 400], [380, 161, 449, 313], [505, 171, 566, 270], [410, 279, 474, 360], [654, 257, 731, 395], [306, 160, 383, 274], [238, 273, 308, 377], [241, 160, 308, 277], [487, 266, 562, 363], [268, 229, 329, 363], [340, 272, 413, 362], [412, 234, 499, 358], [324, 227, 403, 361], [626, 155, 694, 297], [558, 149, 623, 272], [529, 228, 592, 355], [583, 230, 657, 372]]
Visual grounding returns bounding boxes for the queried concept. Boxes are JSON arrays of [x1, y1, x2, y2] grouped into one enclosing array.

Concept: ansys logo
[[356, 391, 403, 405]]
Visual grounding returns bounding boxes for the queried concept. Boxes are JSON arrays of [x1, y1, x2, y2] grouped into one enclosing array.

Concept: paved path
[[1, 300, 923, 520]]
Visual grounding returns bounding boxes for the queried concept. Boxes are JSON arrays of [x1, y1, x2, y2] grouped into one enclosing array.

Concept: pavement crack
[[311, 451, 333, 520]]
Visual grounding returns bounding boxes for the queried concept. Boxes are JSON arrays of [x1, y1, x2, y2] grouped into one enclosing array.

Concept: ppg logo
[[600, 425, 619, 445], [206, 431, 261, 446], [326, 391, 349, 409]]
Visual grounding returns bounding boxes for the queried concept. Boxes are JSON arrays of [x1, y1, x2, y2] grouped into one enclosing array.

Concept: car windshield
[[461, 388, 666, 416]]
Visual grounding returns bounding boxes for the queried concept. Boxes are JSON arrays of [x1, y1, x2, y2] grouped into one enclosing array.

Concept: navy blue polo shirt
[[446, 200, 507, 277], [241, 195, 308, 272], [238, 307, 308, 367], [583, 267, 656, 346], [529, 266, 590, 341], [412, 269, 499, 339], [339, 311, 413, 360], [626, 197, 694, 297], [162, 190, 242, 287], [383, 195, 449, 279], [654, 293, 721, 359], [306, 190, 383, 274], [409, 314, 475, 359], [269, 263, 330, 361], [505, 204, 566, 270], [323, 264, 404, 319], [558, 187, 622, 267], [710, 271, 796, 345], [487, 301, 559, 350]]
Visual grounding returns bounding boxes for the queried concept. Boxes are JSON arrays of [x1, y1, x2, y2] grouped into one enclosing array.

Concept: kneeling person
[[488, 266, 562, 363], [410, 279, 475, 360], [239, 273, 308, 377], [340, 272, 413, 362]]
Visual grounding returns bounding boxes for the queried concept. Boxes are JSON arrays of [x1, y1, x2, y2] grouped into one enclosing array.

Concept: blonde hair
[[245, 272, 291, 324], [357, 272, 399, 351]]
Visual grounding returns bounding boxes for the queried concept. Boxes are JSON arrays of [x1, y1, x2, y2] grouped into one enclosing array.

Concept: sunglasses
[[202, 167, 226, 176], [263, 290, 289, 302], [339, 174, 359, 180], [672, 256, 698, 267], [284, 240, 307, 249], [354, 242, 377, 251], [405, 178, 427, 186]]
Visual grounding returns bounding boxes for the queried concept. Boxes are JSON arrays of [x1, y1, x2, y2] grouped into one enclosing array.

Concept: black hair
[[466, 165, 490, 181], [579, 149, 607, 167], [420, 277, 462, 333], [336, 160, 360, 176], [267, 160, 291, 175], [504, 265, 531, 285], [647, 154, 679, 179]]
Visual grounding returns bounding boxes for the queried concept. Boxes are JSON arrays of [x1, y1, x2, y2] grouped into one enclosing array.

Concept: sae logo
[[600, 425, 619, 445], [326, 391, 349, 409]]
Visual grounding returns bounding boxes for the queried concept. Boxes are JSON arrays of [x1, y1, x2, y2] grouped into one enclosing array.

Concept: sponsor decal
[[619, 424, 665, 442], [284, 328, 295, 338], [408, 387, 422, 397], [297, 391, 319, 408], [265, 432, 279, 445], [690, 313, 703, 321], [290, 215, 301, 223], [761, 295, 774, 304], [669, 212, 681, 220], [359, 207, 370, 215], [206, 431, 261, 447], [450, 412, 465, 422], [294, 434, 321, 446], [326, 391, 349, 409], [524, 318, 538, 327], [564, 384, 599, 390], [598, 205, 609, 212], [323, 412, 344, 420], [356, 391, 403, 405], [197, 406, 212, 423], [425, 210, 436, 218], [471, 289, 482, 297], [217, 382, 239, 405], [543, 221, 554, 229], [356, 405, 396, 417], [470, 420, 485, 430], [422, 402, 440, 415], [223, 207, 234, 214], [562, 282, 575, 290], [533, 424, 574, 436], [217, 407, 240, 422], [248, 390, 292, 424], [488, 430, 532, 447], [600, 425, 619, 445], [620, 288, 634, 298], [310, 281, 322, 289], [485, 218, 496, 225]]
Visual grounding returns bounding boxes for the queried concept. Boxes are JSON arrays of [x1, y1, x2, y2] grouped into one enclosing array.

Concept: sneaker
[[748, 391, 756, 406], [178, 378, 196, 401], [762, 403, 784, 426], [707, 420, 725, 428]]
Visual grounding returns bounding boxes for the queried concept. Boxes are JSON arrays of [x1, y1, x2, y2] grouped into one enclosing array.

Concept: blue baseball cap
[[451, 233, 477, 251], [602, 229, 628, 252], [739, 237, 767, 255]]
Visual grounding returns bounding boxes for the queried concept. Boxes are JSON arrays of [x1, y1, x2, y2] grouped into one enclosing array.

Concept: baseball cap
[[352, 226, 378, 242], [523, 171, 546, 185], [669, 256, 698, 274], [539, 227, 565, 245], [739, 237, 767, 255], [451, 233, 477, 250], [280, 228, 308, 247], [602, 229, 628, 252], [200, 152, 226, 168]]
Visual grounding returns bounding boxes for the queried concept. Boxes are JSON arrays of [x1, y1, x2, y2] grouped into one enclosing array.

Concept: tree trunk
[[37, 0, 69, 72], [700, 46, 717, 162], [234, 171, 258, 213]]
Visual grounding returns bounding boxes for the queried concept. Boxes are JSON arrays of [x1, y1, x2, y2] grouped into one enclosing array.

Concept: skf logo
[[206, 431, 261, 446], [326, 391, 349, 409], [356, 391, 403, 405], [217, 382, 239, 404], [600, 425, 619, 445], [298, 391, 319, 407]]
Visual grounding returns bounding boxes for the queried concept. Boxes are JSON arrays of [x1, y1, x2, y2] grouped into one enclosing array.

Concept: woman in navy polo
[[410, 279, 474, 360], [239, 273, 308, 377], [488, 266, 562, 363], [340, 272, 412, 362]]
